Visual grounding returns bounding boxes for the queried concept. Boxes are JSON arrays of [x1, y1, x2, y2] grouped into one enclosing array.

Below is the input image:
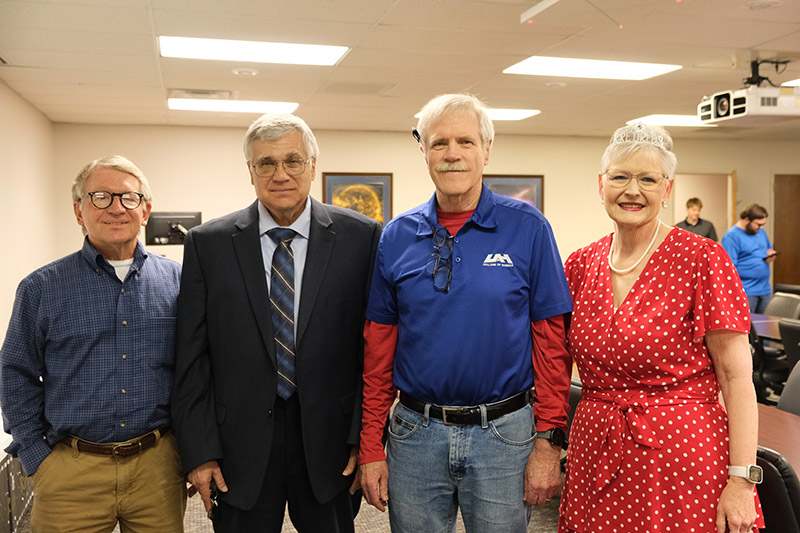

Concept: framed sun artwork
[[322, 173, 392, 225]]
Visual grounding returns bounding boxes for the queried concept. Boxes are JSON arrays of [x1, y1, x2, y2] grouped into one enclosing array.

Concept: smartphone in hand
[[763, 251, 779, 261]]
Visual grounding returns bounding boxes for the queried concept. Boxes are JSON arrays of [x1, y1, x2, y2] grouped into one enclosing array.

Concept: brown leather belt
[[61, 428, 166, 458], [398, 390, 531, 425]]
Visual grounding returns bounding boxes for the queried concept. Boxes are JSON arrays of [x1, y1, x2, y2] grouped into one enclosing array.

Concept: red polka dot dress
[[558, 228, 764, 532]]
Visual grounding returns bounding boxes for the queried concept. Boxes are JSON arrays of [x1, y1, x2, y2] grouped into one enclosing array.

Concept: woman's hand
[[715, 477, 757, 533]]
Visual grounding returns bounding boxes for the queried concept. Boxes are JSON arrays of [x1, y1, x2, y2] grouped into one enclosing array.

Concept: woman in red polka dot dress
[[558, 123, 764, 533]]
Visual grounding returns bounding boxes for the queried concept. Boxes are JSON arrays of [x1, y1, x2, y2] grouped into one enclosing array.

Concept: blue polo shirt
[[721, 225, 772, 296], [366, 185, 572, 405]]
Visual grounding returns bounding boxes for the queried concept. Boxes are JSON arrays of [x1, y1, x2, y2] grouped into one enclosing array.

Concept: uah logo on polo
[[483, 253, 514, 267]]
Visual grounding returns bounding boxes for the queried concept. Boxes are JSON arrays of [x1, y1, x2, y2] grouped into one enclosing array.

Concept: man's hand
[[343, 447, 361, 494], [187, 460, 228, 513], [359, 460, 389, 512], [523, 438, 563, 506]]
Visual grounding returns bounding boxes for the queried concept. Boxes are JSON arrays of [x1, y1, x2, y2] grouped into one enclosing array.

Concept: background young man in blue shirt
[[722, 203, 776, 314]]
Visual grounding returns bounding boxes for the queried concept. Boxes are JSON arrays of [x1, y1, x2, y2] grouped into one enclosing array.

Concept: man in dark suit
[[172, 113, 381, 532]]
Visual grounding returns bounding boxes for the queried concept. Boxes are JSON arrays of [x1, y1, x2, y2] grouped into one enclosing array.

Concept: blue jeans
[[749, 293, 772, 314], [386, 401, 534, 533]]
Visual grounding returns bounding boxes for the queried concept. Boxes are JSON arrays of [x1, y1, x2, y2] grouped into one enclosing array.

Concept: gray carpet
[[182, 494, 561, 532], [17, 492, 561, 532]]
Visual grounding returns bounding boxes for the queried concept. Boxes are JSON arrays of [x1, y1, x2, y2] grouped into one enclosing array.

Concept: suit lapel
[[297, 199, 334, 345], [232, 201, 276, 366]]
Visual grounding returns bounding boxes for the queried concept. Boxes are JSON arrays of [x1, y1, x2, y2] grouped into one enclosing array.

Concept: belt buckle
[[111, 440, 141, 458], [441, 406, 464, 426], [111, 443, 125, 458]]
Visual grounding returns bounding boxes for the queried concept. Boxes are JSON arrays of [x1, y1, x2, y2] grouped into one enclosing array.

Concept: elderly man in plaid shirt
[[0, 155, 185, 532]]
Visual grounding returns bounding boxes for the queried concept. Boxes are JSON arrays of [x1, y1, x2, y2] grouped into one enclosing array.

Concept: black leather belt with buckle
[[398, 390, 531, 425]]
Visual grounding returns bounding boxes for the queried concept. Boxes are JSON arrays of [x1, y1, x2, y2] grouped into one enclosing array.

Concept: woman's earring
[[662, 201, 668, 209]]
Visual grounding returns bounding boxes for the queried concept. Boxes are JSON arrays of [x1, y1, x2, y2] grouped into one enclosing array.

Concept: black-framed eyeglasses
[[426, 227, 453, 293], [250, 158, 310, 178], [85, 191, 144, 210]]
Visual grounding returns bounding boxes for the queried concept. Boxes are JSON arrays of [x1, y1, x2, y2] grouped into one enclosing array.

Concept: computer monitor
[[145, 211, 202, 245]]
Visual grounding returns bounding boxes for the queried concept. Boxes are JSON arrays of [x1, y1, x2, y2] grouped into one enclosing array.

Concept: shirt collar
[[80, 236, 147, 273], [416, 184, 498, 236], [257, 196, 311, 239]]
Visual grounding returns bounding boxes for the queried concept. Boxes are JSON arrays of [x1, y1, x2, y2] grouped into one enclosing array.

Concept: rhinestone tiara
[[610, 123, 672, 151]]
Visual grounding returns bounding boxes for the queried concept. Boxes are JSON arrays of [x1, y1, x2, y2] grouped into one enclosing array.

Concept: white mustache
[[436, 162, 469, 172]]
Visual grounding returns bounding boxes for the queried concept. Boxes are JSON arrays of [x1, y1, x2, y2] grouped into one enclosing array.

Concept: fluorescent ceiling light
[[520, 0, 562, 23], [504, 56, 681, 80], [168, 98, 299, 114], [782, 78, 800, 87], [627, 114, 716, 128], [159, 36, 348, 66], [486, 108, 541, 121], [414, 108, 540, 121]]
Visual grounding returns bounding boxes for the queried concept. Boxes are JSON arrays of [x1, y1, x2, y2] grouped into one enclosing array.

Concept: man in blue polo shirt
[[722, 203, 777, 313], [358, 94, 573, 532]]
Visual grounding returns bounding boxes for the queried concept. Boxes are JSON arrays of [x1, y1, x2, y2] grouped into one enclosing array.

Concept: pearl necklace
[[608, 221, 663, 275]]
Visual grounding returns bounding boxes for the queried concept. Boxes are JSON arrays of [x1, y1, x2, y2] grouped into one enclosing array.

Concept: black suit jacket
[[172, 199, 381, 510]]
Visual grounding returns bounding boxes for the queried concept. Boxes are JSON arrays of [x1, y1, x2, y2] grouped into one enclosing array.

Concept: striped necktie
[[268, 227, 297, 399]]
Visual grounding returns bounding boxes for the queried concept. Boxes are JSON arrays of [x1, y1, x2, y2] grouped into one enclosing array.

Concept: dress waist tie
[[581, 389, 718, 491]]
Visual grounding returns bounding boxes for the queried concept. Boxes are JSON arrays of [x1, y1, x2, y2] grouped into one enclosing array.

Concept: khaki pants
[[30, 430, 186, 533]]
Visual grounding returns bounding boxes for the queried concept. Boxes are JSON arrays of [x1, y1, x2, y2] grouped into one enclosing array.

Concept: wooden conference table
[[758, 402, 800, 469], [752, 313, 781, 342]]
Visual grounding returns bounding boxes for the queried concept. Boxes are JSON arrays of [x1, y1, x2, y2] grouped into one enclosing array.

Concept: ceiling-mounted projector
[[697, 86, 800, 126]]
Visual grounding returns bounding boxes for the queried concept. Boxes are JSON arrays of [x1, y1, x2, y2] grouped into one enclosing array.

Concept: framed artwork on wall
[[322, 173, 392, 225], [483, 175, 544, 212]]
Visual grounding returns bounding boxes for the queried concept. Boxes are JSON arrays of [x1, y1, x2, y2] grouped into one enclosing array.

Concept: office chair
[[750, 324, 790, 404], [775, 283, 800, 297], [566, 377, 582, 436], [561, 377, 582, 472], [759, 296, 800, 382], [764, 292, 800, 319], [780, 318, 800, 370], [778, 356, 800, 417], [756, 446, 800, 533]]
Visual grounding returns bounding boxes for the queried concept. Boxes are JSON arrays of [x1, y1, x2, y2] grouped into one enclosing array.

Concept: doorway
[[670, 173, 730, 242], [774, 174, 800, 285]]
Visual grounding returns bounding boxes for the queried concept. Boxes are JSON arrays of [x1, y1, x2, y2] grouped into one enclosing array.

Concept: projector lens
[[714, 94, 731, 117]]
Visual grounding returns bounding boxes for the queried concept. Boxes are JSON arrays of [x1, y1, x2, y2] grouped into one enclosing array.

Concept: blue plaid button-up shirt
[[0, 238, 181, 475]]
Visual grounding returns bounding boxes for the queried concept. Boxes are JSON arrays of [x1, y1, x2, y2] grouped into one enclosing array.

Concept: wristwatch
[[535, 428, 568, 450], [727, 464, 763, 484]]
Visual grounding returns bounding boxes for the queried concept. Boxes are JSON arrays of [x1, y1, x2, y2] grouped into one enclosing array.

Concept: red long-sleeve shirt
[[359, 315, 571, 464]]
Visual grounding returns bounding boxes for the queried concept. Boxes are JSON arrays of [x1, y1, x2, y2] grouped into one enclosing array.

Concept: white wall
[[51, 123, 799, 264], [0, 81, 56, 447], [672, 173, 729, 241], [0, 81, 55, 341], [0, 111, 794, 328]]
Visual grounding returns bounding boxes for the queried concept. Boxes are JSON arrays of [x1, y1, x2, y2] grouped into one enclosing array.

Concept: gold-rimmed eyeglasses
[[250, 158, 310, 178], [603, 170, 669, 191]]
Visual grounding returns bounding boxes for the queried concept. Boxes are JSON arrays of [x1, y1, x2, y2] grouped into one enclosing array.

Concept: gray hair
[[601, 123, 677, 179], [72, 155, 152, 203], [243, 113, 319, 161], [415, 94, 495, 151]]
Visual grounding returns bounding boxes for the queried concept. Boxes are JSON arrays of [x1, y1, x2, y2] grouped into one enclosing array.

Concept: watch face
[[551, 428, 566, 446], [748, 465, 764, 484]]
